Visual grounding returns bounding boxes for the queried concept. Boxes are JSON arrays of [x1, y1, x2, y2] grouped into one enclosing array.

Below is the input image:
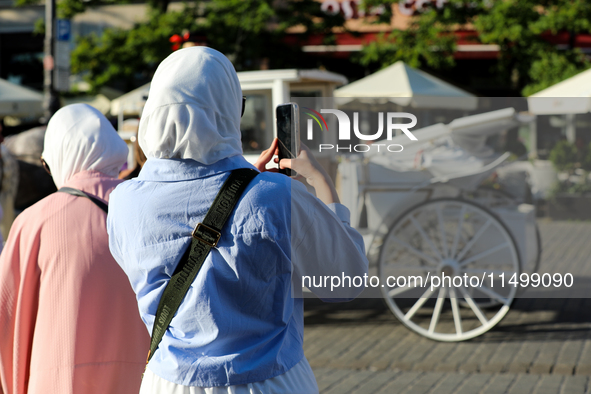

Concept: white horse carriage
[[337, 107, 540, 341]]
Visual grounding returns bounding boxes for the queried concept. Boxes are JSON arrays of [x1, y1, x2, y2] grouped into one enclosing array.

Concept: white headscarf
[[42, 103, 129, 188], [138, 47, 243, 164]]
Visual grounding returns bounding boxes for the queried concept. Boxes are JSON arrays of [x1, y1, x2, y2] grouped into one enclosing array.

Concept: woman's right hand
[[253, 138, 279, 173]]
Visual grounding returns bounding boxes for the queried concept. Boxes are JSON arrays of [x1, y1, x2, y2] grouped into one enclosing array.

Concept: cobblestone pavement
[[303, 221, 591, 393]]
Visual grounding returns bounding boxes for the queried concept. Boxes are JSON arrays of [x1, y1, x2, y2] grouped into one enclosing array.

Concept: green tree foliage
[[581, 142, 591, 173], [549, 140, 578, 172], [66, 0, 345, 92], [71, 8, 197, 92], [359, 0, 591, 96], [356, 2, 458, 69], [548, 140, 591, 197]]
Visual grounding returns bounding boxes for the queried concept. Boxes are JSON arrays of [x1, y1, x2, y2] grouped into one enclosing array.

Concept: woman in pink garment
[[0, 104, 149, 394]]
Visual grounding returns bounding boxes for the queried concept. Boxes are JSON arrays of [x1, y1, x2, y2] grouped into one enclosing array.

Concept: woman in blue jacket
[[107, 46, 368, 393]]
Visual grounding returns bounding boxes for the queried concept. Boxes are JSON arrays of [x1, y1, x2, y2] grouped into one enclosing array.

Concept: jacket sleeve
[[0, 216, 41, 394], [290, 181, 369, 301]]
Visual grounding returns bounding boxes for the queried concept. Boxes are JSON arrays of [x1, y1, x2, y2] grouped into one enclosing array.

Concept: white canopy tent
[[526, 68, 591, 146], [527, 68, 591, 115], [334, 61, 477, 110], [0, 78, 44, 118], [63, 94, 112, 115]]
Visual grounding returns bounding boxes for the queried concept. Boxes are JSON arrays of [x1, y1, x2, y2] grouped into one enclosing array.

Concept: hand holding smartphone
[[275, 103, 300, 177], [257, 106, 339, 204]]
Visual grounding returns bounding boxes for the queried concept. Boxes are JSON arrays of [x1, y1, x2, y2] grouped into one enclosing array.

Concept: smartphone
[[276, 103, 300, 177]]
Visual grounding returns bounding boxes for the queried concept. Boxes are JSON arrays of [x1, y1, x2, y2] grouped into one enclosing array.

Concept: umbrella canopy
[[527, 68, 591, 114], [0, 78, 44, 118], [334, 61, 477, 110]]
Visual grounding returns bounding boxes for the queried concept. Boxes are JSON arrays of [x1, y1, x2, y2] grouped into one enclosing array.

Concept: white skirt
[[139, 357, 319, 394]]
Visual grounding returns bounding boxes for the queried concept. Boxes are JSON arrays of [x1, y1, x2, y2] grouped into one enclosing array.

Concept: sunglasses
[[40, 156, 51, 175]]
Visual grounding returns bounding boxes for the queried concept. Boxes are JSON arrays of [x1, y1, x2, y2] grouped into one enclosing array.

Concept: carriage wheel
[[378, 198, 520, 341], [462, 186, 542, 277]]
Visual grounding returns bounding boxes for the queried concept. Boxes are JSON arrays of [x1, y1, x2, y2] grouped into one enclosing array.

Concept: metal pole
[[43, 0, 60, 123], [565, 114, 576, 144], [529, 116, 538, 160]]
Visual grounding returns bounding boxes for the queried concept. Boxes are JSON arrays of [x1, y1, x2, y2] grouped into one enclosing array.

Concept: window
[[240, 94, 271, 154]]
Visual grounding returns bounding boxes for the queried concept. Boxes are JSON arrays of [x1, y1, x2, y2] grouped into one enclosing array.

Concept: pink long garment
[[0, 170, 149, 394]]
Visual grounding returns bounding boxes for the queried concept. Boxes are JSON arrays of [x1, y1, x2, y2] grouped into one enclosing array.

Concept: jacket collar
[[137, 155, 257, 182]]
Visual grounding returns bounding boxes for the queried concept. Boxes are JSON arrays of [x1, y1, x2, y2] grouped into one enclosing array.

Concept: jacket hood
[[138, 46, 243, 164]]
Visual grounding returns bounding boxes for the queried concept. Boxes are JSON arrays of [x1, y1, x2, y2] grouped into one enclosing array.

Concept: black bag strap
[[58, 187, 109, 213], [147, 168, 258, 363]]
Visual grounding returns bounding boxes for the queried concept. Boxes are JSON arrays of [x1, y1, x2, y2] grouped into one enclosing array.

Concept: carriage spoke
[[458, 286, 489, 325], [379, 199, 519, 342], [390, 235, 439, 266], [436, 205, 450, 258], [404, 286, 437, 321], [409, 216, 443, 261], [459, 242, 510, 267], [450, 205, 466, 258], [428, 286, 447, 334], [477, 285, 509, 305], [449, 287, 463, 336], [455, 219, 491, 261]]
